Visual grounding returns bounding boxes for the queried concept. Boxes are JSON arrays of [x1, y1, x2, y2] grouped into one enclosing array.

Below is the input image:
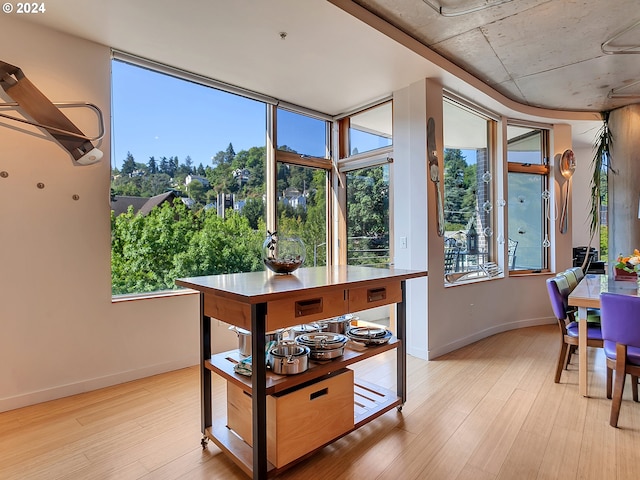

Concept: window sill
[[508, 269, 550, 276], [112, 288, 198, 304], [444, 274, 503, 288]]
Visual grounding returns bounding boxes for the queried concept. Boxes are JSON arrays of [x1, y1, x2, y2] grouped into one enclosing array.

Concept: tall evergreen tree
[[159, 156, 169, 175], [224, 143, 236, 164], [121, 152, 137, 176], [148, 156, 157, 174]]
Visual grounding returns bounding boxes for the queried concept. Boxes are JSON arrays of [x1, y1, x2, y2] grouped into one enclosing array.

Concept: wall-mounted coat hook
[[0, 60, 104, 165]]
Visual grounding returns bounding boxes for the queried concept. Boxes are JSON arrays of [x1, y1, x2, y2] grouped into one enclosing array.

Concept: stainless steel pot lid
[[347, 327, 392, 345], [322, 314, 358, 324], [290, 324, 319, 334], [347, 326, 387, 339]]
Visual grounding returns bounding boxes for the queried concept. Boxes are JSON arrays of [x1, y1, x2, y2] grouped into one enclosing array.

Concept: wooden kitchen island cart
[[176, 265, 427, 479]]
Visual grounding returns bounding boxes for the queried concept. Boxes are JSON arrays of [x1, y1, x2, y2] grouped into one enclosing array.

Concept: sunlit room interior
[[2, 0, 640, 478]]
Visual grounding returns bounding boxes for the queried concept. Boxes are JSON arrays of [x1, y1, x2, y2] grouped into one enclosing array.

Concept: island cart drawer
[[266, 288, 347, 330], [348, 281, 402, 312], [227, 369, 355, 468]]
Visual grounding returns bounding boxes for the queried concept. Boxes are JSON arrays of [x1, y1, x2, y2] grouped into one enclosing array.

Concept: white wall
[[0, 18, 218, 412], [392, 79, 430, 359], [393, 81, 575, 360]]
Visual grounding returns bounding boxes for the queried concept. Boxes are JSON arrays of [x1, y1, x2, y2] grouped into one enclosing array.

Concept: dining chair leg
[[566, 344, 576, 368], [606, 366, 613, 400], [555, 341, 568, 383], [632, 375, 638, 402], [610, 344, 627, 428]]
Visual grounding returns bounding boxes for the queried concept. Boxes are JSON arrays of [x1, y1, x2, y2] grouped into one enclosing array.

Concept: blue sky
[[111, 60, 390, 170], [111, 61, 267, 170], [112, 61, 325, 168]]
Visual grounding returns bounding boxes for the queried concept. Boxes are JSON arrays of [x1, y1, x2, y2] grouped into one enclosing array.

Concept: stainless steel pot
[[229, 326, 283, 357], [268, 342, 310, 375], [318, 314, 358, 334]]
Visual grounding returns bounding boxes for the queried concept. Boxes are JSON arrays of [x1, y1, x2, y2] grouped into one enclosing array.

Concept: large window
[[443, 98, 495, 281], [110, 58, 331, 296], [337, 101, 392, 268], [506, 125, 550, 272]]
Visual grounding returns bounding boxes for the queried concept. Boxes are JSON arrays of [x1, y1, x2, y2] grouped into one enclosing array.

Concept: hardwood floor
[[2, 324, 639, 479]]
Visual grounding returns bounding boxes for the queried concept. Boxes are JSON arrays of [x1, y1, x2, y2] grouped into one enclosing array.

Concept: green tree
[[140, 173, 171, 197], [121, 151, 137, 176], [148, 156, 157, 174], [346, 166, 389, 266], [187, 179, 207, 205], [159, 156, 170, 176], [224, 143, 236, 164], [111, 175, 142, 196], [111, 200, 201, 294], [172, 211, 264, 279], [241, 197, 265, 230], [444, 149, 474, 230]]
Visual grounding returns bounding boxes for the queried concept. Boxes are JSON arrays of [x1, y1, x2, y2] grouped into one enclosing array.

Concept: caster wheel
[[201, 437, 209, 449]]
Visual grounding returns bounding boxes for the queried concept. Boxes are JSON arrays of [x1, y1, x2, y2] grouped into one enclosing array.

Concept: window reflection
[[349, 102, 392, 156], [276, 108, 326, 158]]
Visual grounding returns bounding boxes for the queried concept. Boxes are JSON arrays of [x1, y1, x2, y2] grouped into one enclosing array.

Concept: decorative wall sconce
[[0, 60, 104, 165], [559, 149, 576, 234]]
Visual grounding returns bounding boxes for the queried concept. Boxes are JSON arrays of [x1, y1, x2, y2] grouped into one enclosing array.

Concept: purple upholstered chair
[[599, 293, 640, 427], [547, 274, 603, 383]]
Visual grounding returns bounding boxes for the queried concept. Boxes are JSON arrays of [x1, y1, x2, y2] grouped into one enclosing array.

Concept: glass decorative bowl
[[262, 231, 305, 274]]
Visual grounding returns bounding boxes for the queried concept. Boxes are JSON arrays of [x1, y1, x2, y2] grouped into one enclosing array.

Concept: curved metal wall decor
[[0, 60, 104, 165]]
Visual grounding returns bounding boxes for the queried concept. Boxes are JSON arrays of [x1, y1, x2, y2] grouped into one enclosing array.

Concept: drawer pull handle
[[367, 287, 387, 302], [295, 298, 323, 317], [310, 387, 328, 400]]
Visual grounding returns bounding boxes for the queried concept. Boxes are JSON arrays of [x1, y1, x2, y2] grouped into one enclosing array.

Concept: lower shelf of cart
[[206, 337, 400, 396], [204, 378, 401, 478]]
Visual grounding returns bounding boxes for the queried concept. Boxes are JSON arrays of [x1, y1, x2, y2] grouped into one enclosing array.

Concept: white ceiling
[[11, 0, 632, 147]]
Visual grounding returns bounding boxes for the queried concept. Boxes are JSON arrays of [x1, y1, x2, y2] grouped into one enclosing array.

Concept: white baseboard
[[0, 357, 198, 413]]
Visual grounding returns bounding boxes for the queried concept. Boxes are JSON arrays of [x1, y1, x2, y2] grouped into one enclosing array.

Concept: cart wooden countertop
[[176, 265, 427, 304]]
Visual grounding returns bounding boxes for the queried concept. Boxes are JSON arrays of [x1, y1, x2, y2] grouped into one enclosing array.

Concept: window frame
[[506, 123, 551, 275], [442, 95, 498, 284]]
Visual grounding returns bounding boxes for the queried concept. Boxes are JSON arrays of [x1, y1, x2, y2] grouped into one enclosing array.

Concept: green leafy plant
[[583, 111, 614, 270]]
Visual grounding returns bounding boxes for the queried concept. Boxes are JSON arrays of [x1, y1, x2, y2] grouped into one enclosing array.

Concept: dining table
[[568, 273, 638, 396]]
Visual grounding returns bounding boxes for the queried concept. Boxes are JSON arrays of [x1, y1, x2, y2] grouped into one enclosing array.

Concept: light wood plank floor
[[2, 325, 640, 480]]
